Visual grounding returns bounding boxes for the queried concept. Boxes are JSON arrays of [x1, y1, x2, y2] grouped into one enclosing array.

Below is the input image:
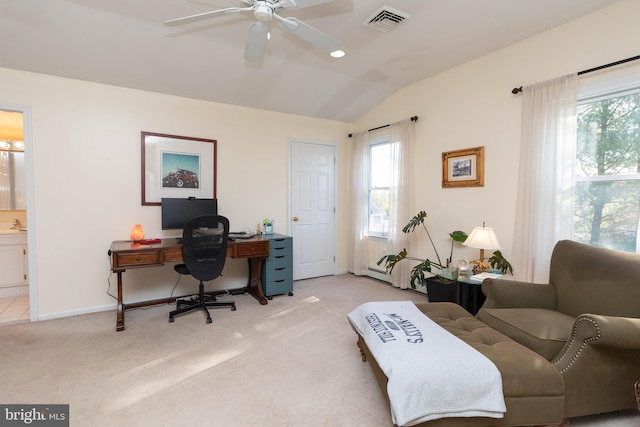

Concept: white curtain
[[349, 119, 415, 288], [349, 130, 370, 276], [387, 119, 414, 288], [512, 74, 578, 283]]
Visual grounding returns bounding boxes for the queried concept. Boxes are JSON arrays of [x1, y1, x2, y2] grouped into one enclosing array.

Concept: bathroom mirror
[[0, 110, 26, 210], [0, 151, 26, 210]]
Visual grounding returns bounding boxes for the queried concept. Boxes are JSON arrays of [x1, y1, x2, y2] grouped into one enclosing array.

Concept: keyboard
[[228, 232, 255, 241]]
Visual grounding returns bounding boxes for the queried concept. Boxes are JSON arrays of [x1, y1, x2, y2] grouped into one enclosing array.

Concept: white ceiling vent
[[362, 5, 411, 33]]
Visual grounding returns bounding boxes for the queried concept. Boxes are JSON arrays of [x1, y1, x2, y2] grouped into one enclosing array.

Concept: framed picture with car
[[141, 132, 217, 205]]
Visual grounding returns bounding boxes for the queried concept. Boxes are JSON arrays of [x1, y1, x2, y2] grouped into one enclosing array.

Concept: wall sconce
[[463, 222, 501, 273], [130, 224, 144, 242]]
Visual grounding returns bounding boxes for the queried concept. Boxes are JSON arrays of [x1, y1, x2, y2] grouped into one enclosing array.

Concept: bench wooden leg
[[356, 338, 367, 362]]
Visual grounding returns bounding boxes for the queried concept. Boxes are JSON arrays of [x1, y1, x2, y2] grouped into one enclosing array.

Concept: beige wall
[[0, 68, 351, 319], [1, 0, 638, 319], [354, 0, 640, 277]]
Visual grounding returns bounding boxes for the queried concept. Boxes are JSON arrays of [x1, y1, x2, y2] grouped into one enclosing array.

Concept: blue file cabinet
[[262, 234, 293, 299]]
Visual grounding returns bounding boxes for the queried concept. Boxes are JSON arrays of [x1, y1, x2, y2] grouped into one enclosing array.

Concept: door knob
[[293, 216, 299, 221]]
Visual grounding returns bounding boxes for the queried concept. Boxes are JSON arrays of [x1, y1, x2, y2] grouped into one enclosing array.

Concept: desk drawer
[[234, 241, 269, 258], [264, 266, 291, 283], [163, 248, 183, 263], [268, 255, 290, 270], [115, 252, 160, 268], [268, 245, 292, 259]]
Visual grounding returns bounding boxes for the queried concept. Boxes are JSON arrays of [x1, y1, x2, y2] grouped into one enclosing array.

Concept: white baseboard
[[367, 269, 389, 282], [37, 303, 115, 322], [0, 285, 29, 298]]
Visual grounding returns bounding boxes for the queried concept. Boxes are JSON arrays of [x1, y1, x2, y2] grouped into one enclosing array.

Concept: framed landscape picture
[[442, 146, 484, 188]]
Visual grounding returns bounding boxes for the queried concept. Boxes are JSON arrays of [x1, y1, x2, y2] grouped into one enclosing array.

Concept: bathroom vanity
[[0, 230, 28, 296]]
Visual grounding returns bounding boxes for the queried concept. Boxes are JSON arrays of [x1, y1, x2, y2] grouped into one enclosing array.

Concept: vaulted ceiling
[[0, 0, 624, 122]]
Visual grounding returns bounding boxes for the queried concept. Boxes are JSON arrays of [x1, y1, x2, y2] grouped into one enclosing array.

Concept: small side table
[[425, 276, 486, 315], [426, 274, 513, 315]]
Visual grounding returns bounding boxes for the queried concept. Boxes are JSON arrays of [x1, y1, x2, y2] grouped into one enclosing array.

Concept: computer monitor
[[161, 197, 218, 230]]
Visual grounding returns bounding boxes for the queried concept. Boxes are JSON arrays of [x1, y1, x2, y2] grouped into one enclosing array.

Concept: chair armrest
[[575, 314, 640, 349], [481, 279, 556, 309], [553, 314, 640, 369], [553, 314, 640, 417]]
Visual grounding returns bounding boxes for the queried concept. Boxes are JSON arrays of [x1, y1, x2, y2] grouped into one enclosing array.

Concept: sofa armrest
[[481, 279, 556, 309], [559, 314, 640, 353], [552, 313, 640, 417]]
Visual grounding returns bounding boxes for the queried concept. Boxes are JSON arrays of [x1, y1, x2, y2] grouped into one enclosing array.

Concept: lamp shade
[[463, 226, 501, 250]]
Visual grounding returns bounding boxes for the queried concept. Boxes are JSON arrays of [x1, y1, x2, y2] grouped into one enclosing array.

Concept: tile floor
[[0, 294, 29, 325]]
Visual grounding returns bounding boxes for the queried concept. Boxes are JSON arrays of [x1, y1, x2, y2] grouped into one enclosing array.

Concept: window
[[368, 140, 390, 237], [574, 89, 640, 252]]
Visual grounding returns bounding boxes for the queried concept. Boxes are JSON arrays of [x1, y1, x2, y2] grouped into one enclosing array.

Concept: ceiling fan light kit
[[165, 0, 343, 62], [254, 3, 273, 21]]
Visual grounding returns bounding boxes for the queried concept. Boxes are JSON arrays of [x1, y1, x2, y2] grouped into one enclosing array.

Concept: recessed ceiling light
[[330, 50, 345, 58]]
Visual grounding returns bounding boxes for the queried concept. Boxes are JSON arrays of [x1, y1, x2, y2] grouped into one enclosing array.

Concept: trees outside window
[[575, 91, 640, 252], [368, 141, 390, 237]]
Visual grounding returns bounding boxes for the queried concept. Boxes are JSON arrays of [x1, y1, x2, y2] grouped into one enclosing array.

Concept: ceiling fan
[[165, 0, 344, 62]]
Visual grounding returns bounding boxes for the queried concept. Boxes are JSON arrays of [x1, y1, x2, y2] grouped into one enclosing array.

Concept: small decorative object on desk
[[457, 259, 472, 281], [130, 224, 144, 242], [262, 218, 273, 234]]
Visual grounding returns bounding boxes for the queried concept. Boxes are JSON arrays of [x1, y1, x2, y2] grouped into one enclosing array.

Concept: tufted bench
[[355, 301, 565, 427]]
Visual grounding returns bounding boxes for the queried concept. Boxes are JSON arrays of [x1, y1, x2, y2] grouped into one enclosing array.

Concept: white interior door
[[290, 140, 336, 280]]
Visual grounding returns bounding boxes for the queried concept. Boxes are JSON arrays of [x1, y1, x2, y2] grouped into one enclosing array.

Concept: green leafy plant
[[377, 211, 468, 289], [488, 250, 513, 274]]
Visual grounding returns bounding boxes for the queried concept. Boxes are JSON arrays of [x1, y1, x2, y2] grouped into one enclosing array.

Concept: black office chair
[[169, 215, 236, 324]]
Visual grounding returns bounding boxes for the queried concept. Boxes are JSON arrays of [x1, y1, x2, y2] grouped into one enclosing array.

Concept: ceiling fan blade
[[164, 7, 251, 26], [276, 16, 340, 53], [244, 21, 268, 62], [278, 0, 337, 10]]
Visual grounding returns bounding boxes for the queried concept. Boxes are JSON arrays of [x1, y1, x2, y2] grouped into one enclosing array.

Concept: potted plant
[[377, 211, 467, 293], [377, 211, 512, 299], [488, 250, 513, 274]]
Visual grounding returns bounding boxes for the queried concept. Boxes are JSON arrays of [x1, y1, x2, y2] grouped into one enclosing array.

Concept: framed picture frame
[[141, 131, 217, 206], [442, 146, 484, 188]]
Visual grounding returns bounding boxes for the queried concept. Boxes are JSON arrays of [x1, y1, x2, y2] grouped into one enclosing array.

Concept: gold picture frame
[[442, 146, 484, 188]]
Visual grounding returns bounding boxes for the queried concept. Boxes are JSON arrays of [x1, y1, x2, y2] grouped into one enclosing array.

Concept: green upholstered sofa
[[477, 239, 640, 419], [355, 301, 565, 426]]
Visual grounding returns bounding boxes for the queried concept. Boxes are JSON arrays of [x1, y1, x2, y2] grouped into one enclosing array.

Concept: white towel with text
[[347, 301, 505, 426]]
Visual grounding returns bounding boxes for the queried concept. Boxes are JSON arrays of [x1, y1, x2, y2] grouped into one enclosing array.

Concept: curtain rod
[[511, 54, 640, 94], [348, 116, 418, 138]]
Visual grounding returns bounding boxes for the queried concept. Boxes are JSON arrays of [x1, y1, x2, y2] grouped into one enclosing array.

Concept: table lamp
[[463, 222, 501, 273], [130, 224, 144, 242]]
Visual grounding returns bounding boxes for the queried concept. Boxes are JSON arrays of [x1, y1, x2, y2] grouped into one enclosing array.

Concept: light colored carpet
[[0, 274, 637, 426]]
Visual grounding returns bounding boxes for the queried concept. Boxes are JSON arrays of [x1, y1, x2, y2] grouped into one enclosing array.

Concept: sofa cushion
[[417, 303, 564, 399], [476, 308, 575, 360], [356, 302, 565, 426]]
